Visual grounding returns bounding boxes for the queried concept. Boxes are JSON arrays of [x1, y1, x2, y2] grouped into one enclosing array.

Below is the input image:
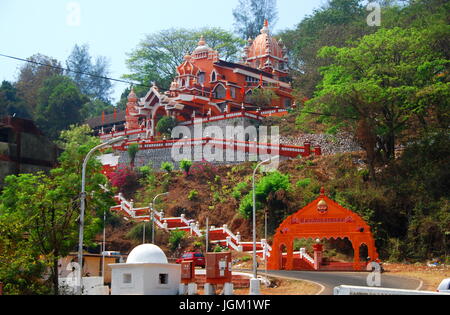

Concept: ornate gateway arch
[[268, 188, 379, 271]]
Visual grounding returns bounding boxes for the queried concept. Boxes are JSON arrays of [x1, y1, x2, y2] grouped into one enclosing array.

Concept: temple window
[[211, 71, 217, 82], [284, 98, 292, 108], [198, 72, 205, 84], [213, 84, 226, 99]]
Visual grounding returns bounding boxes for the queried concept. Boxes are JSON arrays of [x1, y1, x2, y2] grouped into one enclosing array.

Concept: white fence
[[334, 285, 450, 295]]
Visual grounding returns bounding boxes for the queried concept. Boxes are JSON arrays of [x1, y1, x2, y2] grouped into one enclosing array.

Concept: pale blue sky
[[0, 0, 326, 101]]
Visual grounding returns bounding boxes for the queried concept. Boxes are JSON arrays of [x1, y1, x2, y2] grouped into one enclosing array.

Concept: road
[[264, 270, 423, 295]]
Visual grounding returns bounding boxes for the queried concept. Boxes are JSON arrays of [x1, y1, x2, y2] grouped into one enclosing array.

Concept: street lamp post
[[150, 192, 169, 244], [77, 136, 126, 295], [250, 155, 279, 296]]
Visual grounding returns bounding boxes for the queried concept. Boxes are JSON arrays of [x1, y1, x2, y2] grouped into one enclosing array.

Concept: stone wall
[[280, 133, 362, 156], [117, 144, 286, 170]]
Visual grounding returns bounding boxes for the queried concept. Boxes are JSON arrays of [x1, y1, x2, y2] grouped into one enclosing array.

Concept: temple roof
[[246, 20, 285, 61], [86, 111, 126, 129]]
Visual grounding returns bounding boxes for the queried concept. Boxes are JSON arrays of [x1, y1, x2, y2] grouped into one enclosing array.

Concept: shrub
[[156, 116, 177, 136], [168, 230, 186, 252], [190, 160, 218, 180], [296, 178, 312, 189], [232, 182, 249, 200], [180, 159, 193, 176], [107, 165, 139, 196], [188, 189, 199, 201], [213, 245, 225, 253], [126, 222, 152, 242], [161, 162, 174, 174], [239, 171, 290, 219], [127, 144, 140, 167]]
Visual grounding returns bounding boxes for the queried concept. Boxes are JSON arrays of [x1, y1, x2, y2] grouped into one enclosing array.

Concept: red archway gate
[[268, 189, 379, 271]]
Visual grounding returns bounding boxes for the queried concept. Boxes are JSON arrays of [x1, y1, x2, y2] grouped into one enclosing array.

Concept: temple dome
[[126, 244, 168, 264], [128, 88, 138, 102], [193, 35, 212, 54], [247, 20, 284, 61]]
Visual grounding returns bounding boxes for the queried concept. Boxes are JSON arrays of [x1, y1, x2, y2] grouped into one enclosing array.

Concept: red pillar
[[313, 243, 324, 270], [286, 239, 294, 270]]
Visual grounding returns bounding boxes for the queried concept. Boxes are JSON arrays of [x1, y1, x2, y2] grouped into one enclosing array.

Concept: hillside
[[104, 151, 368, 254]]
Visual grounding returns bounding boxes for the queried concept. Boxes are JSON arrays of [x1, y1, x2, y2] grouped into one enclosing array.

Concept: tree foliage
[[299, 26, 449, 179], [124, 27, 245, 90], [66, 44, 113, 103], [239, 171, 290, 219], [233, 0, 279, 40], [34, 75, 87, 140], [0, 81, 31, 119], [0, 125, 112, 295], [15, 54, 63, 111], [156, 116, 177, 136]]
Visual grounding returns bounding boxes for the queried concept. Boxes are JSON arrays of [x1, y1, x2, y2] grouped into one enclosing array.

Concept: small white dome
[[126, 244, 168, 264]]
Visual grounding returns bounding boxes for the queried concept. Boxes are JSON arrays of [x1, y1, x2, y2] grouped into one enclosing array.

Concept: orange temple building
[[119, 20, 293, 137]]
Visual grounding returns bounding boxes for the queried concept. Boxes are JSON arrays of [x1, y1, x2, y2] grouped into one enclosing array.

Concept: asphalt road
[[264, 270, 423, 295]]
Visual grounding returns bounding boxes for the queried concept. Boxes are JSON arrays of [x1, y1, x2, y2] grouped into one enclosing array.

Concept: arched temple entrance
[[268, 188, 379, 271]]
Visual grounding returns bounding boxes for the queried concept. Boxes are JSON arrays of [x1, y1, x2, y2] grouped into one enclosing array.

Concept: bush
[[239, 171, 290, 219], [107, 165, 139, 196], [188, 189, 199, 201], [232, 182, 249, 200], [190, 160, 218, 180], [161, 162, 174, 174], [127, 144, 140, 166], [168, 230, 186, 252], [213, 245, 225, 253], [126, 222, 152, 242], [180, 159, 193, 176], [156, 116, 177, 136], [296, 178, 312, 189]]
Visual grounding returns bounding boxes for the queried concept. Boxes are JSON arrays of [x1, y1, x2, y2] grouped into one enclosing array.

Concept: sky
[[0, 0, 326, 102]]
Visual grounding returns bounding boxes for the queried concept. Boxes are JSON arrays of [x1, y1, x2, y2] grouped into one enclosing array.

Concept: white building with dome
[[110, 244, 181, 295]]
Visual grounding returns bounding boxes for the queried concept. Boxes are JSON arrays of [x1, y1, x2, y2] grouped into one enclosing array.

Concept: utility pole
[[205, 217, 209, 253]]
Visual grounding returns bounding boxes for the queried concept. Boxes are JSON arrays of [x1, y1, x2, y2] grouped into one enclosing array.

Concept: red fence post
[[0, 282, 3, 295], [304, 142, 311, 156], [314, 146, 322, 156]]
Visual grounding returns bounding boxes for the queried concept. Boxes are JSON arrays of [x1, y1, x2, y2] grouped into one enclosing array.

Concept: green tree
[[246, 88, 279, 108], [124, 28, 245, 90], [239, 171, 290, 218], [300, 26, 449, 179], [0, 125, 112, 295], [156, 116, 177, 136], [168, 230, 186, 252], [0, 213, 50, 295], [127, 143, 140, 167], [279, 0, 369, 97], [15, 54, 63, 112], [66, 44, 113, 102], [0, 81, 31, 119], [35, 75, 87, 139], [233, 0, 279, 40]]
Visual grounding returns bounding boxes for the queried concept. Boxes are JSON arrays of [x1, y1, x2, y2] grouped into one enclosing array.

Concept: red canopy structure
[[268, 188, 379, 271]]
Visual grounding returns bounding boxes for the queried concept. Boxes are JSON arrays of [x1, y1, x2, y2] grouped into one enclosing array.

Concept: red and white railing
[[112, 193, 270, 255], [106, 137, 320, 159]]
